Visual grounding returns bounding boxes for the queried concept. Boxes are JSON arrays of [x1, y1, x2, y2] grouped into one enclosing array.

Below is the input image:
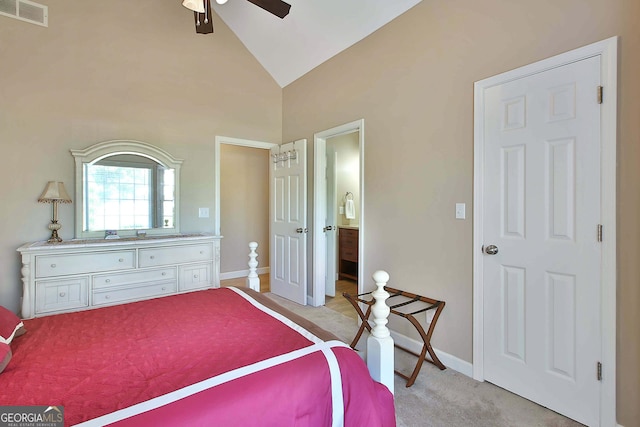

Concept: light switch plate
[[455, 203, 466, 219], [199, 207, 210, 218]]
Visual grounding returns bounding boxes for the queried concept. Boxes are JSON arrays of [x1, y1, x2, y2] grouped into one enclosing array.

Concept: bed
[[0, 284, 395, 426]]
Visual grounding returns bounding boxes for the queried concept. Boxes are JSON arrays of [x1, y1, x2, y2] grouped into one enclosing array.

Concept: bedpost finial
[[372, 270, 389, 284]]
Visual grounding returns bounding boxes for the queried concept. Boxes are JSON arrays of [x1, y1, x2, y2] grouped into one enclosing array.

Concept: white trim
[[214, 136, 278, 236], [389, 330, 473, 378], [0, 321, 24, 345], [472, 37, 617, 426], [312, 120, 365, 307], [220, 266, 270, 280]]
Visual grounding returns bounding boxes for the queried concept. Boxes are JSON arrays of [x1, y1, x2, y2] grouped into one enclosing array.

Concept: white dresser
[[18, 234, 221, 318]]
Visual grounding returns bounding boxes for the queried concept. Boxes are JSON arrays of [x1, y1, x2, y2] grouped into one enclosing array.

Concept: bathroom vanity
[[338, 226, 359, 281]]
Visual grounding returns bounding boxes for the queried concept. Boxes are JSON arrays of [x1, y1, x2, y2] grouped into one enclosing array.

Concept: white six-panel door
[[482, 56, 602, 425], [270, 140, 307, 305]]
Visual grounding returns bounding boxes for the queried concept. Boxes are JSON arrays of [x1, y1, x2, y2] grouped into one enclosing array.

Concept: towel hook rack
[[272, 141, 298, 163], [344, 192, 354, 201]]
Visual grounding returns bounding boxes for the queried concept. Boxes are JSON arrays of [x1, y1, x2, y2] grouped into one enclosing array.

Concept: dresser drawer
[[341, 247, 358, 262], [179, 263, 212, 292], [93, 268, 176, 290], [36, 277, 89, 314], [139, 244, 213, 268], [340, 228, 358, 238], [339, 229, 358, 248], [36, 250, 135, 278], [93, 281, 176, 306]]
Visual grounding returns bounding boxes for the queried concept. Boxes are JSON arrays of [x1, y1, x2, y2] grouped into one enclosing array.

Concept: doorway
[[214, 136, 277, 286], [472, 37, 617, 426], [312, 119, 364, 307]]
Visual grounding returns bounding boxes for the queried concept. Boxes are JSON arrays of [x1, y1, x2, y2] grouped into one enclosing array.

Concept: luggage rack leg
[[343, 286, 446, 387], [342, 291, 373, 348]]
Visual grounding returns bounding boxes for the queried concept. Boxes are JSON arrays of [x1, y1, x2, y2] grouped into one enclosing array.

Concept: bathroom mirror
[[71, 140, 183, 239]]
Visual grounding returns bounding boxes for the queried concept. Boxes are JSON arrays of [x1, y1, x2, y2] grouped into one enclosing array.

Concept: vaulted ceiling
[[209, 0, 423, 87]]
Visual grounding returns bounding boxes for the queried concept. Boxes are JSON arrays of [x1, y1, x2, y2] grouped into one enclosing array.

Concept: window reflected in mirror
[[84, 155, 175, 231]]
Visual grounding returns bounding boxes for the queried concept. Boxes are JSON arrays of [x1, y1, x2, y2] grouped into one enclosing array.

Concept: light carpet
[[265, 293, 584, 427]]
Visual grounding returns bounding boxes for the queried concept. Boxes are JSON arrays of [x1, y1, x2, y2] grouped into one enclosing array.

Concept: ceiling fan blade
[[193, 0, 214, 34], [246, 0, 291, 19]]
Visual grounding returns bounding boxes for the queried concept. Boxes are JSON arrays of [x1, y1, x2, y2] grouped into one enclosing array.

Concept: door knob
[[484, 244, 499, 255], [296, 228, 308, 233], [323, 226, 334, 232]]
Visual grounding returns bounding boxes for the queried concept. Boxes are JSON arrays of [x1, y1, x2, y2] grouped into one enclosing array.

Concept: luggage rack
[[343, 286, 446, 387]]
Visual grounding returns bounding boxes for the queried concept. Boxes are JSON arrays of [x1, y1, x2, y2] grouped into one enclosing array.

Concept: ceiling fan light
[[216, 0, 228, 4], [182, 0, 205, 13]]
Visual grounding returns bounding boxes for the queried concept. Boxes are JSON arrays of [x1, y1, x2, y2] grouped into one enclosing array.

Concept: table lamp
[[38, 181, 72, 243]]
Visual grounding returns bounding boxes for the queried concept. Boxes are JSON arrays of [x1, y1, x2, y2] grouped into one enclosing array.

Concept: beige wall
[[0, 1, 281, 311], [283, 0, 639, 424], [220, 145, 270, 273]]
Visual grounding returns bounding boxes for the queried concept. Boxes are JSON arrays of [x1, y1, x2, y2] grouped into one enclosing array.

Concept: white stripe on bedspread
[[75, 340, 350, 427], [322, 345, 345, 427], [226, 287, 324, 344]]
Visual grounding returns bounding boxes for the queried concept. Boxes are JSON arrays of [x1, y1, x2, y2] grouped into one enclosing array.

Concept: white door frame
[[325, 148, 338, 297], [312, 119, 365, 307], [214, 135, 277, 235], [472, 37, 617, 425]]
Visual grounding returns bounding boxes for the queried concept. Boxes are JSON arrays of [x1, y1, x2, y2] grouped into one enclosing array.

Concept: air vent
[[0, 0, 47, 27]]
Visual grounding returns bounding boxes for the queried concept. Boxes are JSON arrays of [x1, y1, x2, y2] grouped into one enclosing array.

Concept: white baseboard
[[390, 330, 473, 378], [220, 267, 270, 281]]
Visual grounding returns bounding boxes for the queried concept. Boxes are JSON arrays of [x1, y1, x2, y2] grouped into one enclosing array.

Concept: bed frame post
[[366, 270, 394, 395], [246, 242, 260, 292]]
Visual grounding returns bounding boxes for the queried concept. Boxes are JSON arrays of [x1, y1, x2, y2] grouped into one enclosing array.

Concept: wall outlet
[[339, 206, 344, 215], [199, 207, 210, 218], [455, 203, 466, 220]]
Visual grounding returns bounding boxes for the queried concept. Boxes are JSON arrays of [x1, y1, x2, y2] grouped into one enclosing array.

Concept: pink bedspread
[[0, 288, 395, 426]]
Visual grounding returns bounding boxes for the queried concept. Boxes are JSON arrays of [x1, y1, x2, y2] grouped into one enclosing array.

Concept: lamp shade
[[38, 181, 72, 203], [182, 0, 205, 13]]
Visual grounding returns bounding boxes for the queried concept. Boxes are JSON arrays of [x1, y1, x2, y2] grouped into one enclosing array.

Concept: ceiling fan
[[182, 0, 291, 34]]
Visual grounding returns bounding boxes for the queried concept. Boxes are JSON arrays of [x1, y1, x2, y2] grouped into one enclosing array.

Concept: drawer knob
[[59, 292, 65, 297], [105, 279, 111, 283], [193, 274, 199, 279], [162, 287, 166, 291], [161, 272, 166, 276], [150, 256, 155, 259], [51, 264, 56, 268], [119, 258, 124, 262], [200, 251, 204, 254], [105, 295, 110, 299]]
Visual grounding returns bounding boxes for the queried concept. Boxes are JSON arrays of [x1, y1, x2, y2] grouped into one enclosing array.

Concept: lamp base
[[47, 220, 63, 243]]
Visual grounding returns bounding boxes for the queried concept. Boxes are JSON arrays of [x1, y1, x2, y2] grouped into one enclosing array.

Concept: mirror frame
[[70, 140, 183, 239]]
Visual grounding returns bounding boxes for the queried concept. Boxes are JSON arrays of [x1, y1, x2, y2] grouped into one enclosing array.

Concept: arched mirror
[[71, 140, 183, 239]]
